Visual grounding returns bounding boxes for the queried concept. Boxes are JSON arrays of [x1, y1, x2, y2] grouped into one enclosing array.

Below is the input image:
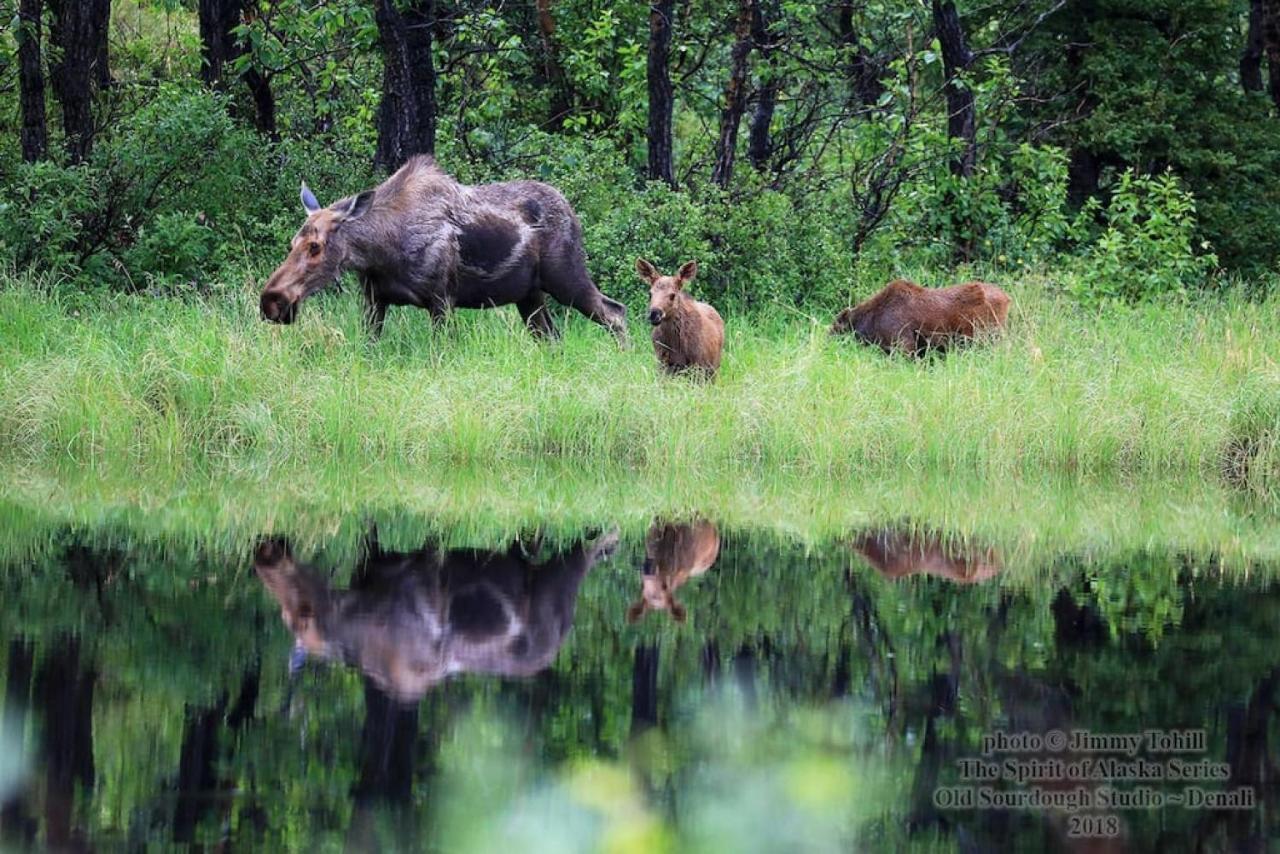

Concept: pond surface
[[0, 516, 1277, 851]]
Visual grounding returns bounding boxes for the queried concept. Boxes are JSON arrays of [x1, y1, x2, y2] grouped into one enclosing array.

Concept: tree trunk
[[197, 0, 277, 138], [535, 0, 572, 129], [1067, 147, 1100, 207], [746, 0, 778, 172], [1263, 0, 1280, 112], [16, 0, 48, 163], [47, 0, 111, 162], [0, 641, 36, 846], [92, 0, 111, 90], [646, 0, 676, 186], [173, 697, 227, 844], [1243, 0, 1265, 93], [197, 0, 241, 86], [630, 643, 660, 735], [932, 0, 976, 179], [711, 0, 755, 188], [836, 1, 882, 107], [374, 0, 437, 172], [243, 67, 277, 138], [35, 637, 96, 851]]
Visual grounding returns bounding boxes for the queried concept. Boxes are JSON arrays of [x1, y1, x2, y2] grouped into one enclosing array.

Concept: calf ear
[[626, 600, 647, 623], [300, 182, 321, 214], [677, 260, 698, 285], [337, 189, 376, 221], [635, 257, 660, 283], [669, 600, 688, 623]]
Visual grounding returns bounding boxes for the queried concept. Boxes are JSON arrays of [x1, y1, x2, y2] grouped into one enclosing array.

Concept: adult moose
[[254, 527, 619, 702], [259, 156, 629, 342]]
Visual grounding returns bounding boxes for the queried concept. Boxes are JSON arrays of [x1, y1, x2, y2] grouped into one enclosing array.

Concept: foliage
[[1068, 171, 1218, 305], [883, 59, 1072, 268], [0, 0, 1274, 303], [0, 84, 377, 291]]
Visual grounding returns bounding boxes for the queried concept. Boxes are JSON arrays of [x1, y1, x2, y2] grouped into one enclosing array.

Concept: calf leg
[[516, 290, 560, 339], [539, 251, 629, 346]]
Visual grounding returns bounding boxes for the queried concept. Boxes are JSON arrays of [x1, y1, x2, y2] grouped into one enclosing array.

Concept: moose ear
[[300, 182, 321, 214], [635, 257, 660, 283], [677, 260, 698, 284], [337, 189, 376, 221], [669, 600, 688, 623], [626, 601, 647, 624]]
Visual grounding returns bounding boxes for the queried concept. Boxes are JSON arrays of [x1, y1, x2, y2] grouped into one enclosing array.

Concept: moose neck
[[336, 213, 394, 274]]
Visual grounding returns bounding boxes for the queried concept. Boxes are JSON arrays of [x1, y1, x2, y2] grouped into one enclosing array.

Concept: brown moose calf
[[636, 259, 725, 379], [830, 279, 1010, 355], [626, 517, 721, 623]]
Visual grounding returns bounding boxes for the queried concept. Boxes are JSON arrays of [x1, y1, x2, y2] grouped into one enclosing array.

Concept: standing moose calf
[[636, 259, 724, 379], [626, 517, 721, 623], [830, 279, 1010, 356], [260, 155, 628, 342]]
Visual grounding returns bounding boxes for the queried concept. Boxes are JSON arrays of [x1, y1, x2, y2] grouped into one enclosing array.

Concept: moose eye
[[307, 242, 321, 257]]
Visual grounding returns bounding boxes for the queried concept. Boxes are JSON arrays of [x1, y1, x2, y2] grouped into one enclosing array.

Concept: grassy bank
[[2, 275, 1278, 490], [4, 461, 1280, 575]]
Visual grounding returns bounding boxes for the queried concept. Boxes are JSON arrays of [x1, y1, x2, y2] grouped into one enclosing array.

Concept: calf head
[[830, 306, 860, 335], [636, 258, 698, 326], [626, 558, 689, 623], [260, 183, 375, 324]]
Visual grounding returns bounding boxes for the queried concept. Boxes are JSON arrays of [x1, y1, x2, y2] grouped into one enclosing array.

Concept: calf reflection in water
[[627, 518, 720, 623], [852, 526, 1001, 584], [254, 529, 619, 702]]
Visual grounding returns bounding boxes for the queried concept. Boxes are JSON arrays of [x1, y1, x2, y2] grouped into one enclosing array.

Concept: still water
[[0, 517, 1276, 851]]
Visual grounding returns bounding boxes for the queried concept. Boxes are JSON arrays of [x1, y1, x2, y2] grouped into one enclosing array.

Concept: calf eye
[[307, 242, 321, 257]]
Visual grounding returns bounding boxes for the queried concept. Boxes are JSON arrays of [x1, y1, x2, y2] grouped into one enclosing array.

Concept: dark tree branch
[[932, 0, 976, 179], [48, 0, 111, 162], [747, 0, 779, 172], [374, 0, 438, 171], [711, 0, 756, 188], [534, 0, 573, 130], [16, 0, 48, 162], [1243, 0, 1265, 93], [647, 0, 677, 186]]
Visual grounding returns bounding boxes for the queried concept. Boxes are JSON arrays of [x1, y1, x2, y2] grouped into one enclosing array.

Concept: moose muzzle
[[261, 290, 299, 325]]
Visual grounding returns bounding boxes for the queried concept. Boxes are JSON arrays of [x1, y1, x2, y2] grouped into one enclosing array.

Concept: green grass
[[2, 273, 1277, 490], [3, 466, 1280, 572], [2, 266, 1280, 572]]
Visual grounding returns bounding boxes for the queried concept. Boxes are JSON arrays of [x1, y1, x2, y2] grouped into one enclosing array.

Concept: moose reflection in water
[[627, 518, 720, 623], [852, 526, 1002, 584], [254, 528, 619, 702]]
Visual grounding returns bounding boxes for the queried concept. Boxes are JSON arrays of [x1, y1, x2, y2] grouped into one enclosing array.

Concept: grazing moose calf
[[852, 526, 1002, 585], [830, 279, 1009, 355], [635, 259, 725, 378], [626, 518, 721, 623], [259, 155, 628, 342]]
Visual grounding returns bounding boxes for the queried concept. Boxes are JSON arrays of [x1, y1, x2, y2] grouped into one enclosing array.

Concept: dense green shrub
[[1067, 171, 1217, 305], [0, 84, 375, 292]]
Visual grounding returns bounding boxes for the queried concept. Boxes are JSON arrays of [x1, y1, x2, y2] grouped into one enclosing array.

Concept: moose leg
[[517, 291, 560, 340], [539, 253, 629, 345], [360, 274, 387, 340]]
